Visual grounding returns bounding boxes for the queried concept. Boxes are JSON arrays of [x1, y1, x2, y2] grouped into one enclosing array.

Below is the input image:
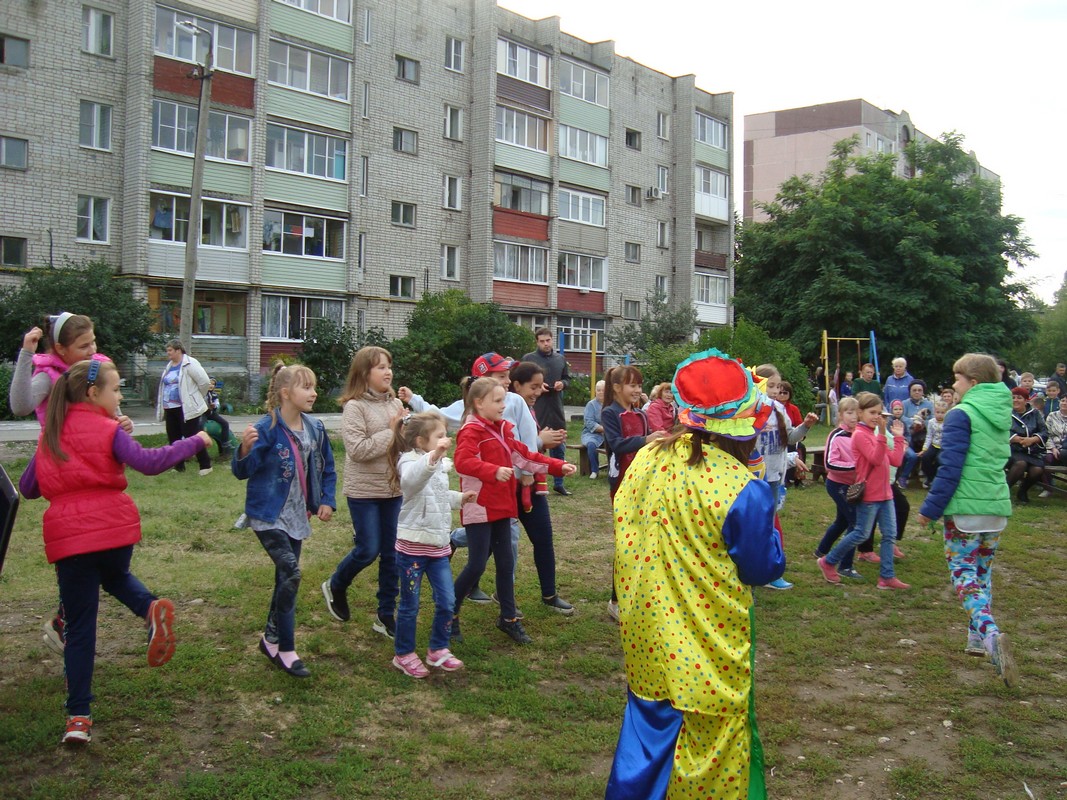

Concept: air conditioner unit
[[579, 287, 589, 295], [646, 186, 663, 200]]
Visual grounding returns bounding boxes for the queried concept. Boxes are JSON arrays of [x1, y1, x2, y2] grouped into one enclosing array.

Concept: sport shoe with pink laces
[[426, 648, 464, 672], [816, 557, 841, 584], [877, 577, 911, 590], [392, 652, 430, 678], [856, 551, 881, 564]]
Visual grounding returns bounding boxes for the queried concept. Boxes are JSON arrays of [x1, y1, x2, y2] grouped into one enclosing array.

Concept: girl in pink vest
[[19, 359, 210, 745]]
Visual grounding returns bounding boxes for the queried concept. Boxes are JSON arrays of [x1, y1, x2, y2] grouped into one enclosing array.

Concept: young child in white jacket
[[388, 411, 474, 678]]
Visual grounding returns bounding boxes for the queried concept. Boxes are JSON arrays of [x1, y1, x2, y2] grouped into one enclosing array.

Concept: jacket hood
[[962, 382, 1012, 430]]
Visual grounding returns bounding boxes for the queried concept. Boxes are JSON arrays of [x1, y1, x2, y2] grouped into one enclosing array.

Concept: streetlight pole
[[177, 21, 213, 355]]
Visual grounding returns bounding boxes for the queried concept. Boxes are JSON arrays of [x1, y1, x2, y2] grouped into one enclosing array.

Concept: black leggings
[[163, 407, 211, 470], [454, 519, 517, 620]]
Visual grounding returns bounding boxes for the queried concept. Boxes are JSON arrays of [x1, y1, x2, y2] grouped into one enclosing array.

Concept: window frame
[[557, 252, 606, 291], [657, 111, 670, 140], [493, 241, 548, 284], [558, 124, 608, 167], [559, 59, 609, 106], [390, 201, 417, 228], [155, 7, 254, 77], [265, 122, 348, 182], [440, 244, 460, 281], [392, 126, 418, 154], [556, 315, 605, 353], [149, 285, 248, 336], [444, 104, 463, 141], [149, 190, 249, 250], [495, 106, 549, 152], [656, 165, 669, 194], [625, 185, 642, 207], [558, 188, 605, 227], [76, 195, 110, 243], [389, 274, 415, 299], [261, 293, 344, 341], [0, 235, 28, 267], [445, 36, 465, 73], [395, 54, 420, 83], [494, 172, 550, 216], [267, 38, 350, 101], [262, 209, 346, 260], [695, 165, 728, 199], [151, 99, 251, 164], [623, 299, 641, 320], [0, 135, 29, 169], [696, 272, 728, 306], [656, 221, 670, 249], [496, 38, 550, 88], [624, 128, 641, 150], [624, 242, 640, 263], [82, 6, 114, 57], [694, 111, 727, 149], [0, 34, 30, 68], [442, 175, 462, 211], [277, 0, 352, 24]]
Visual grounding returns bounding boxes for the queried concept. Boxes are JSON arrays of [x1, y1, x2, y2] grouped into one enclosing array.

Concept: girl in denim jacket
[[233, 364, 336, 678]]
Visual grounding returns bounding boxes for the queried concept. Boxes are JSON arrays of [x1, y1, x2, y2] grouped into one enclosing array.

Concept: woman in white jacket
[[388, 411, 474, 678], [156, 338, 213, 475]]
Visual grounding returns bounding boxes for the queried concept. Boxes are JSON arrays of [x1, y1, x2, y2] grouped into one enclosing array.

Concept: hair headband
[[87, 359, 101, 387], [50, 311, 74, 343]]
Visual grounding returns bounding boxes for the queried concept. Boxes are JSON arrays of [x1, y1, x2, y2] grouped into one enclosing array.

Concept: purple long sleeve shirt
[[19, 429, 204, 499]]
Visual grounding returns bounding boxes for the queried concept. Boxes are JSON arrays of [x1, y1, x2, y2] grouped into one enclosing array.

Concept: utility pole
[[177, 21, 213, 355]]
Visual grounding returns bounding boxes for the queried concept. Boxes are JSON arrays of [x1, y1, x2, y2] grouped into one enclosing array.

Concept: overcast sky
[[501, 0, 1066, 304]]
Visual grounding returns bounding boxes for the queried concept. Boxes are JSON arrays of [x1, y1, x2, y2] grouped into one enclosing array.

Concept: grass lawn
[[1, 422, 1065, 799]]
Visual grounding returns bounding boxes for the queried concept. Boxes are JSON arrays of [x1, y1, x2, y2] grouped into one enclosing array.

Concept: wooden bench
[[806, 445, 826, 482], [566, 443, 606, 476], [1044, 465, 1067, 496]]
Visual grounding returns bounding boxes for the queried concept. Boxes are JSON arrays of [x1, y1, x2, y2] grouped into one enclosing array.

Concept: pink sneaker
[[877, 577, 911, 590], [816, 557, 841, 584], [856, 551, 881, 564], [893, 545, 906, 559], [426, 648, 464, 672], [392, 652, 430, 678], [146, 598, 176, 667]]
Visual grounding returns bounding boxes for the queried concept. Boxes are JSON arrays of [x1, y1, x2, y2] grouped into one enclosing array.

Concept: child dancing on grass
[[233, 364, 336, 679], [19, 359, 209, 744]]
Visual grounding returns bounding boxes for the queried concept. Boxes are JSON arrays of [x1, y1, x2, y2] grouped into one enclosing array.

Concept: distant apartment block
[[743, 98, 997, 223], [0, 0, 735, 378]]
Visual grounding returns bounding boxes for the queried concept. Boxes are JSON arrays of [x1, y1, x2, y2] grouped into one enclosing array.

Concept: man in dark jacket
[[523, 328, 571, 495]]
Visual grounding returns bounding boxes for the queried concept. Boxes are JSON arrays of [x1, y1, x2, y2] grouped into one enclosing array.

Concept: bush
[[299, 319, 388, 411], [0, 362, 19, 422], [563, 374, 591, 407]]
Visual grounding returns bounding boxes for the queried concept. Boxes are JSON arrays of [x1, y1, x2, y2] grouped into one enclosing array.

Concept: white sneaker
[[589, 472, 598, 480], [198, 467, 213, 476], [606, 600, 620, 623], [1039, 490, 1052, 499]]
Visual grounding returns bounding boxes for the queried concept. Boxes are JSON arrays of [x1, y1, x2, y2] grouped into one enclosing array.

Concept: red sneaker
[[877, 577, 911, 590], [146, 598, 176, 667], [816, 557, 841, 584], [856, 551, 881, 564], [893, 545, 906, 559], [63, 715, 92, 744]]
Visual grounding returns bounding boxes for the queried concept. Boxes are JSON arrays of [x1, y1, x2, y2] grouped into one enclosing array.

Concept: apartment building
[[0, 0, 735, 379], [743, 98, 997, 223]]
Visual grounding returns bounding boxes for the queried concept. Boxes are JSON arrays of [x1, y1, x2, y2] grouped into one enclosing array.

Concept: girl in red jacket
[[451, 377, 576, 645], [19, 360, 210, 745]]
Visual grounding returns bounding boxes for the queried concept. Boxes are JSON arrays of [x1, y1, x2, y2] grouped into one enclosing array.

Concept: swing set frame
[[820, 330, 879, 395]]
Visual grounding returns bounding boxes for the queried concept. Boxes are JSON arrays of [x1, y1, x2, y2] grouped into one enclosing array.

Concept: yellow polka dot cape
[[610, 436, 780, 800]]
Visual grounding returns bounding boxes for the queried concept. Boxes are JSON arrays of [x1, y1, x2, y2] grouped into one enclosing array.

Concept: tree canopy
[[0, 260, 158, 365], [734, 134, 1036, 382]]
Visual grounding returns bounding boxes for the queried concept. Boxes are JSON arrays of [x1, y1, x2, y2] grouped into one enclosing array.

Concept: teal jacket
[[920, 382, 1011, 520]]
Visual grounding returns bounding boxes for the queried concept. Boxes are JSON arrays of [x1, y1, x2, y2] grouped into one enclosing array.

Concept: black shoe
[[278, 657, 311, 678], [321, 580, 350, 622], [450, 617, 463, 643], [1016, 490, 1030, 505], [542, 594, 575, 616], [553, 486, 572, 496], [497, 617, 533, 645], [373, 613, 396, 639], [174, 462, 186, 473], [490, 592, 523, 619], [258, 637, 277, 664]]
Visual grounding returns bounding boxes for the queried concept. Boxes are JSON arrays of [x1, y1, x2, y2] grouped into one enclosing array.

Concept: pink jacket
[[850, 422, 903, 502]]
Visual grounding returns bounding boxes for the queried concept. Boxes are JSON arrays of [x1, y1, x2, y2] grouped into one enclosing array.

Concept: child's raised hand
[[890, 420, 905, 437], [22, 326, 43, 353], [316, 505, 333, 522], [461, 490, 477, 505], [195, 430, 213, 447], [239, 424, 258, 456], [561, 463, 577, 476], [397, 386, 413, 403], [803, 412, 820, 427], [435, 436, 451, 457], [495, 466, 513, 481]]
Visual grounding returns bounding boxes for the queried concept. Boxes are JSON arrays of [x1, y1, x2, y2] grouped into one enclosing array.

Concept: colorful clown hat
[[672, 348, 771, 440]]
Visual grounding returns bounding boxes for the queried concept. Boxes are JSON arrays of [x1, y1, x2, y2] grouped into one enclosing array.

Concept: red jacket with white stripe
[[454, 414, 567, 524]]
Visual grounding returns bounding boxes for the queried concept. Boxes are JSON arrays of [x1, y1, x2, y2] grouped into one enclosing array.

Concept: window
[[656, 165, 669, 193], [155, 8, 254, 76], [1, 236, 27, 267], [149, 192, 247, 249], [76, 101, 111, 150], [262, 294, 343, 340], [279, 0, 352, 24], [557, 315, 605, 352], [625, 129, 641, 150], [441, 245, 460, 280], [495, 106, 548, 152], [444, 105, 463, 140], [149, 286, 247, 335], [496, 38, 549, 87], [395, 55, 419, 83], [359, 155, 368, 197], [393, 127, 417, 154], [877, 138, 885, 153], [696, 229, 713, 251], [494, 172, 549, 216], [655, 275, 669, 296], [657, 221, 670, 248], [558, 188, 605, 226], [558, 252, 605, 291], [625, 185, 642, 206], [623, 300, 640, 320], [694, 112, 727, 149], [262, 210, 345, 259], [389, 275, 415, 298], [361, 81, 369, 117], [0, 34, 30, 67], [559, 125, 608, 167], [559, 60, 608, 106], [361, 8, 371, 43], [391, 201, 416, 227], [624, 242, 640, 263], [152, 100, 250, 163], [76, 196, 109, 242], [443, 176, 462, 210], [82, 7, 113, 56], [494, 241, 547, 283], [865, 132, 873, 148], [696, 166, 727, 198], [508, 313, 550, 332], [696, 273, 728, 305], [266, 124, 347, 180], [0, 135, 28, 169], [356, 232, 366, 273], [657, 111, 670, 140], [445, 37, 464, 73], [268, 40, 349, 100]]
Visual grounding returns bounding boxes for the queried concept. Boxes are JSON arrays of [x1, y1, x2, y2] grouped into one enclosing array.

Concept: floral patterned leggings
[[943, 517, 1000, 639]]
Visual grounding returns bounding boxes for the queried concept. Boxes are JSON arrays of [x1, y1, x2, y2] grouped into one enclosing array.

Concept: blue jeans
[[897, 447, 919, 484], [454, 519, 517, 620], [584, 440, 602, 475], [56, 545, 156, 716], [330, 496, 402, 618], [549, 443, 566, 489], [255, 529, 303, 652], [394, 551, 455, 655], [826, 498, 898, 579], [817, 481, 857, 570]]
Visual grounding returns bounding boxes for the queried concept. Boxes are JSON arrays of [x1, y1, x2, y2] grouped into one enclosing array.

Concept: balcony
[[694, 250, 728, 269]]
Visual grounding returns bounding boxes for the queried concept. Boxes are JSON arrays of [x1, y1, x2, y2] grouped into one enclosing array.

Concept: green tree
[[0, 260, 158, 365], [389, 290, 535, 405], [605, 288, 698, 359], [734, 134, 1036, 382], [299, 318, 388, 407], [1013, 274, 1067, 374]]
